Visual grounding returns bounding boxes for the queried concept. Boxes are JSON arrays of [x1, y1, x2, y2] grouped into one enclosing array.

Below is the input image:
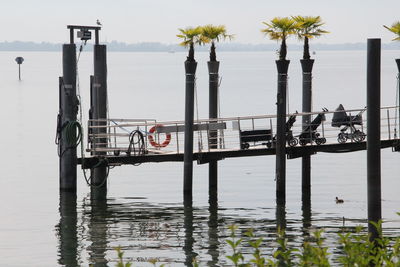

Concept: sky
[[0, 0, 399, 45]]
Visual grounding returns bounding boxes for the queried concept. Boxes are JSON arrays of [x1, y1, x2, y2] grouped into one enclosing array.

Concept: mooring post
[[300, 59, 314, 203], [91, 44, 108, 189], [275, 60, 290, 205], [367, 38, 382, 242], [60, 44, 77, 192], [208, 61, 220, 196], [183, 60, 197, 199]]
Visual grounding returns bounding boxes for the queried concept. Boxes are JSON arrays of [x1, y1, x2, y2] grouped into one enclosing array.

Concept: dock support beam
[[60, 44, 77, 192], [300, 59, 314, 204], [275, 60, 290, 205], [367, 38, 382, 242], [183, 60, 197, 199], [208, 61, 220, 196], [91, 44, 108, 190]]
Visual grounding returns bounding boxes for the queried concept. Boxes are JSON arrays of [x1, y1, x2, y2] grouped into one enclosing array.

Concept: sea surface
[[0, 49, 400, 266]]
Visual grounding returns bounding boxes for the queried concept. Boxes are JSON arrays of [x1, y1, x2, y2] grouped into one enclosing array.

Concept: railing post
[[275, 60, 290, 205], [367, 38, 382, 243]]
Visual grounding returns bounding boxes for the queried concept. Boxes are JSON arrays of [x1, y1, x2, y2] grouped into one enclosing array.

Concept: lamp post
[[15, 56, 24, 81]]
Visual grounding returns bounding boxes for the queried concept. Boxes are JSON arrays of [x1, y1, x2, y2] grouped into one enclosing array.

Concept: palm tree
[[201, 24, 234, 62], [177, 26, 205, 62], [292, 16, 328, 60], [261, 17, 297, 61], [384, 21, 400, 41]]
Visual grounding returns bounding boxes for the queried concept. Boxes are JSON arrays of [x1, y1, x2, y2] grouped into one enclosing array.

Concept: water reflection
[[56, 194, 380, 266], [87, 193, 109, 267], [207, 196, 220, 267], [56, 192, 79, 267]]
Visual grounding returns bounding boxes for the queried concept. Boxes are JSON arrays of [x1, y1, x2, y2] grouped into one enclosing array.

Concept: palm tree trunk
[[280, 38, 287, 60], [303, 37, 310, 60], [187, 42, 195, 62], [210, 42, 217, 62]]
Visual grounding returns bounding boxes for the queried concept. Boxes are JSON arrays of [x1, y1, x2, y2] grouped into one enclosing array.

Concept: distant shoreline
[[0, 41, 398, 52]]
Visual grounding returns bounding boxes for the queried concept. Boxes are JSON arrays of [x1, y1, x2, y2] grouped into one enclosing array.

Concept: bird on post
[[96, 19, 102, 26]]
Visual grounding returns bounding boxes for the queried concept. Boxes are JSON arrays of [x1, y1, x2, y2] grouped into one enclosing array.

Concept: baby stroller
[[331, 104, 366, 143], [298, 109, 327, 146], [272, 114, 298, 147], [285, 114, 298, 147]]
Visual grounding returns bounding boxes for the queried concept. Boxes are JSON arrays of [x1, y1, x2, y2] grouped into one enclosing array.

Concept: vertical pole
[[208, 61, 220, 196], [367, 38, 381, 242], [91, 44, 108, 189], [57, 192, 78, 267], [396, 59, 400, 135], [60, 44, 77, 192], [18, 64, 21, 81], [300, 59, 314, 204], [183, 60, 197, 199], [275, 60, 290, 205]]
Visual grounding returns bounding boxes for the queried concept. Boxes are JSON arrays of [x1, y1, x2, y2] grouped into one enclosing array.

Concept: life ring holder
[[148, 124, 171, 148]]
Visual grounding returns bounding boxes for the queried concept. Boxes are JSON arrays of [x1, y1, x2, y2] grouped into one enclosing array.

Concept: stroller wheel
[[321, 137, 326, 144], [241, 143, 250, 150], [299, 139, 307, 146], [338, 133, 347, 143], [315, 138, 322, 145], [353, 130, 364, 143], [288, 138, 298, 147]]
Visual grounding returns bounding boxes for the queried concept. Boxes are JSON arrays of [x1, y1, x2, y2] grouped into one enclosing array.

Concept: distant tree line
[[0, 40, 398, 52]]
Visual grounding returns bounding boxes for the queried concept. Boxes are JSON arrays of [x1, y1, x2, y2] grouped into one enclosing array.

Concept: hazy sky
[[1, 0, 399, 44]]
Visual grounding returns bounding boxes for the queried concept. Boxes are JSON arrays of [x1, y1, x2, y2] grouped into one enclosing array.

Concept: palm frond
[[176, 26, 204, 47], [261, 17, 297, 41], [292, 15, 329, 40], [201, 24, 234, 43], [384, 22, 400, 41]]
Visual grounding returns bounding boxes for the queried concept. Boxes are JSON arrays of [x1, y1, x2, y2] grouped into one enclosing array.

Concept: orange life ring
[[148, 124, 171, 148]]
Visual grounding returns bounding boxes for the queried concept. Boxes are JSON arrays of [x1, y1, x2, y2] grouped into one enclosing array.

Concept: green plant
[[384, 21, 400, 41], [261, 17, 297, 60], [115, 247, 132, 267], [201, 24, 234, 61], [177, 26, 206, 62], [292, 16, 328, 60]]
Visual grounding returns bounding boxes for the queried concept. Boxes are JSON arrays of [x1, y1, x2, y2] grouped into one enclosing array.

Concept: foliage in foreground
[[113, 221, 400, 267]]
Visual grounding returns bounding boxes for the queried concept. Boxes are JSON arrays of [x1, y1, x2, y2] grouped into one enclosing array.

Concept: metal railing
[[86, 106, 400, 157]]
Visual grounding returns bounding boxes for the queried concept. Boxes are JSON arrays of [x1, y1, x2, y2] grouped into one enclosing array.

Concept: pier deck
[[78, 106, 400, 168]]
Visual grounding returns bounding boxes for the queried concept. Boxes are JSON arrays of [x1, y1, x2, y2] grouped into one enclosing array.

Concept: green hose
[[63, 120, 82, 147]]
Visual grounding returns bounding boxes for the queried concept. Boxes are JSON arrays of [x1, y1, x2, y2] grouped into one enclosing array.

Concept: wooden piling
[[208, 61, 220, 196], [300, 59, 314, 203], [183, 60, 197, 199], [60, 44, 77, 192], [91, 44, 108, 189], [275, 60, 290, 205], [367, 38, 382, 242]]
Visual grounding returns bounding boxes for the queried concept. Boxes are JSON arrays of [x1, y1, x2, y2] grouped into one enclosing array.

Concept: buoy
[[148, 124, 171, 148]]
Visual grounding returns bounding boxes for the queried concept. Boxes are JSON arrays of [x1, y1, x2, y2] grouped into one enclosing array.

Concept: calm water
[[0, 49, 400, 266]]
